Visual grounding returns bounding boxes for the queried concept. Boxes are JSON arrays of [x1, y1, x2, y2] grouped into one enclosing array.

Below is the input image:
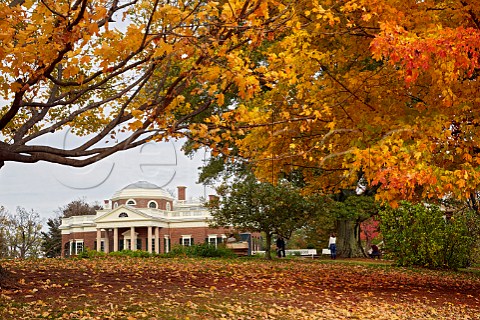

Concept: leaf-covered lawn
[[1, 257, 479, 319]]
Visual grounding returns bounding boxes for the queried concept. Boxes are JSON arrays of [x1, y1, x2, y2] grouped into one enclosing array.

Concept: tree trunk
[[337, 219, 363, 258]]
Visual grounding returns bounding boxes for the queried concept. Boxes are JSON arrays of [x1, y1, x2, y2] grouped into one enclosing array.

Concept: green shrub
[[108, 250, 155, 258], [161, 244, 237, 258], [76, 248, 106, 259], [379, 202, 479, 270]]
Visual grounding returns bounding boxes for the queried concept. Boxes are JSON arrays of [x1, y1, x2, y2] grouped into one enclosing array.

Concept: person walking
[[276, 236, 286, 258], [329, 233, 337, 260]]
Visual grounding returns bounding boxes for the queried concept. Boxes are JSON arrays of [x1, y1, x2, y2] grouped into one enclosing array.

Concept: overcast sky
[[0, 12, 221, 220], [0, 139, 214, 220]]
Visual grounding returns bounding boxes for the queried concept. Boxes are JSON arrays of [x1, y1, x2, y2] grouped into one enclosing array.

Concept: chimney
[[103, 200, 111, 210], [177, 186, 187, 201]]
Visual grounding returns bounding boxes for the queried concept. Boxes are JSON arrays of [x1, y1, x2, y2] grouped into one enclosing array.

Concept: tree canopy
[[0, 0, 285, 169], [4, 0, 480, 206], [189, 0, 480, 205]]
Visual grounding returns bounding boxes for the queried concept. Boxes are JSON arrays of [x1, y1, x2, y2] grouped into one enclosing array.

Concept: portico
[[92, 205, 171, 254]]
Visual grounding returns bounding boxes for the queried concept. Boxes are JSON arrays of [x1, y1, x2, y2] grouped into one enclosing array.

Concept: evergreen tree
[[41, 217, 62, 258]]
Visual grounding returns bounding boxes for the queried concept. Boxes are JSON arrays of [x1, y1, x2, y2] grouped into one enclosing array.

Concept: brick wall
[[112, 198, 173, 210], [62, 226, 259, 256], [61, 231, 97, 257]]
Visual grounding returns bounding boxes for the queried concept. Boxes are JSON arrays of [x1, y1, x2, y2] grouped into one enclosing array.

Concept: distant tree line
[[0, 199, 100, 259]]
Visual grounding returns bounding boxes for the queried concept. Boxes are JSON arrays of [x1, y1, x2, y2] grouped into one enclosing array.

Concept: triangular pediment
[[94, 205, 153, 223]]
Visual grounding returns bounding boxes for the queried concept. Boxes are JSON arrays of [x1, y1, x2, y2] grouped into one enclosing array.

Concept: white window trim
[[126, 199, 136, 206], [208, 234, 218, 248], [113, 202, 118, 208], [164, 235, 170, 253], [181, 235, 192, 247], [148, 200, 158, 209], [75, 240, 84, 255], [166, 202, 171, 211]]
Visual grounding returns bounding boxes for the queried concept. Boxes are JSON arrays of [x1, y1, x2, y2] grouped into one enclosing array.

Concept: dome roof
[[112, 181, 173, 201], [122, 181, 161, 190]]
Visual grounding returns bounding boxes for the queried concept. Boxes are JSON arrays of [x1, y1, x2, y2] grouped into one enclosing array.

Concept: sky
[[0, 11, 219, 221], [0, 139, 215, 220]]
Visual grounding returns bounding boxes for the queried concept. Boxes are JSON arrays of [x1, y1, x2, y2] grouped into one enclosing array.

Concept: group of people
[[329, 233, 381, 260], [274, 233, 380, 260], [277, 233, 338, 259], [329, 233, 381, 259]]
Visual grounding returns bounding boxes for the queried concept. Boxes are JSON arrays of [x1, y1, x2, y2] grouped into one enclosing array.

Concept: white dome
[[122, 181, 161, 190], [111, 181, 173, 201]]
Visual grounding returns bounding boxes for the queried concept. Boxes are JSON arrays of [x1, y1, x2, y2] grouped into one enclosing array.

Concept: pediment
[[94, 205, 152, 223]]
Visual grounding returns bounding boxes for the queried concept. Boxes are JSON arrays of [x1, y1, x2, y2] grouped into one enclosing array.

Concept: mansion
[[60, 181, 256, 256]]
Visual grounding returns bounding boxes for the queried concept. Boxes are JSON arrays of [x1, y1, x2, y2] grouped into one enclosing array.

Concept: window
[[166, 202, 171, 211], [93, 240, 106, 252], [207, 235, 224, 248], [181, 236, 193, 246], [126, 199, 136, 206], [208, 235, 218, 248], [148, 201, 158, 209], [75, 241, 84, 254], [151, 238, 156, 252], [113, 202, 118, 208], [119, 212, 128, 218], [64, 242, 70, 257]]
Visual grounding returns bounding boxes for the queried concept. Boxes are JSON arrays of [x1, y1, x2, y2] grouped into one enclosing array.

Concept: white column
[[131, 226, 136, 251], [113, 228, 118, 252], [147, 226, 153, 253], [104, 230, 110, 253], [155, 227, 160, 254], [96, 229, 102, 251], [164, 235, 170, 253]]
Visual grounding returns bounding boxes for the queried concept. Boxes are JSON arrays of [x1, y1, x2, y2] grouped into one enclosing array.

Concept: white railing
[[252, 249, 318, 258]]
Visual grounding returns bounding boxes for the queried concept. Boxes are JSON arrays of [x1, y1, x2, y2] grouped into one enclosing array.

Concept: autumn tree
[[208, 174, 317, 259], [185, 0, 480, 208], [0, 0, 288, 170], [1, 207, 43, 259]]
